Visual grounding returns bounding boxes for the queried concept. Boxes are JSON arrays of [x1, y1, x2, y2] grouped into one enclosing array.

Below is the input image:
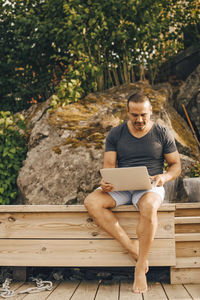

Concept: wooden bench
[[0, 204, 175, 281]]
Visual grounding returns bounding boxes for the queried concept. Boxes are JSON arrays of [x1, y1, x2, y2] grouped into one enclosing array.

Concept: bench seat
[[0, 204, 176, 269]]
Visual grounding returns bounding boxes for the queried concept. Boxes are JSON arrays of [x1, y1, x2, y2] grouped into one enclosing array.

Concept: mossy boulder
[[175, 64, 200, 142], [17, 82, 198, 205]]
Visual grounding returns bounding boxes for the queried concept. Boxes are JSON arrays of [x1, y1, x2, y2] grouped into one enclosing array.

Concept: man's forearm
[[163, 163, 181, 183], [151, 161, 181, 187], [103, 162, 116, 168]]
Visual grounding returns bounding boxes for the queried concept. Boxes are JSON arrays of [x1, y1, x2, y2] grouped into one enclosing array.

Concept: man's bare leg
[[133, 193, 162, 294], [84, 189, 138, 261]]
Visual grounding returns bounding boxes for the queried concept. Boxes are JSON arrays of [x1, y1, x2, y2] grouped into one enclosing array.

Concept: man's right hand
[[100, 178, 114, 193]]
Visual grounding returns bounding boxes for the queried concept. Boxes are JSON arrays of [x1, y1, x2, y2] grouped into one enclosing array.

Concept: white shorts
[[98, 186, 165, 210]]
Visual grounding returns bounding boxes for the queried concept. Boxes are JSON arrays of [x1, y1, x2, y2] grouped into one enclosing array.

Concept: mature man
[[84, 91, 181, 293]]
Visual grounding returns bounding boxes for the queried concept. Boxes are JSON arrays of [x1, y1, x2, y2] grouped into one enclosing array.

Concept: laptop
[[100, 166, 152, 191]]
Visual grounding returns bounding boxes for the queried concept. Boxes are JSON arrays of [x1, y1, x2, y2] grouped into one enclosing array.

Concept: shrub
[[190, 161, 200, 178], [51, 78, 84, 108], [0, 111, 27, 204]]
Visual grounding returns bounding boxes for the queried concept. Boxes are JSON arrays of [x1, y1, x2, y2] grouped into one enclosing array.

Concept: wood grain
[[0, 203, 175, 213], [143, 283, 168, 300], [0, 211, 174, 239], [175, 217, 200, 224], [175, 257, 200, 268], [175, 233, 200, 241], [176, 241, 200, 257], [0, 238, 175, 267], [175, 224, 200, 234], [170, 267, 200, 284], [162, 283, 192, 299]]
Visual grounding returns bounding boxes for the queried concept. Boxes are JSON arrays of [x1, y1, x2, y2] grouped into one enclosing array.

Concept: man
[[84, 91, 181, 294]]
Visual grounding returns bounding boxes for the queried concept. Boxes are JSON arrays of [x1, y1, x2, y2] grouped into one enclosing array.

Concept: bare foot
[[132, 261, 148, 294]]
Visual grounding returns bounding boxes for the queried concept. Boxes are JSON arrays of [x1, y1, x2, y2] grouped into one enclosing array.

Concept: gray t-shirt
[[105, 122, 177, 176]]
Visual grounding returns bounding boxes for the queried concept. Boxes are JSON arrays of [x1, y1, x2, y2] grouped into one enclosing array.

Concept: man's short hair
[[127, 91, 151, 109]]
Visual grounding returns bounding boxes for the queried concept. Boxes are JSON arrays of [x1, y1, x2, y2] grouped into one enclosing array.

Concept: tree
[[0, 0, 199, 110], [58, 0, 200, 99], [0, 0, 67, 112]]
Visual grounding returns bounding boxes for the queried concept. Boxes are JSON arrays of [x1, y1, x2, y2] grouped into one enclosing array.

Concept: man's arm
[[150, 151, 181, 187], [101, 151, 117, 192], [103, 151, 117, 168]]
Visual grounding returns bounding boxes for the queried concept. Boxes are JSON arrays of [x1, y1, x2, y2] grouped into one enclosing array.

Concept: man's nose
[[136, 116, 143, 122]]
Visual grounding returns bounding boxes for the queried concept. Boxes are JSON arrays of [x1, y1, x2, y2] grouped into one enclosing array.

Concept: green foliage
[[0, 111, 27, 204], [0, 0, 199, 109], [51, 78, 84, 107], [190, 161, 200, 178], [53, 0, 200, 106], [0, 0, 67, 112]]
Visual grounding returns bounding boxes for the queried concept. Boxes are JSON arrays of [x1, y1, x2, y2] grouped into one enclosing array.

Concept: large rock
[[164, 154, 196, 203], [157, 45, 200, 81], [175, 64, 200, 142], [17, 82, 198, 205]]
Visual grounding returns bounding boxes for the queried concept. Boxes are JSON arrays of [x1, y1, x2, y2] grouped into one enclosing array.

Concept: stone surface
[[183, 178, 200, 202], [175, 64, 200, 145], [17, 82, 198, 205], [164, 154, 196, 203], [157, 45, 200, 81]]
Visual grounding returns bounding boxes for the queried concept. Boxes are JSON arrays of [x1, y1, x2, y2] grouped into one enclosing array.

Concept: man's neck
[[127, 120, 154, 138]]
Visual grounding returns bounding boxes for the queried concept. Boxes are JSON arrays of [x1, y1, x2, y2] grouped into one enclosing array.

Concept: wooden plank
[[175, 233, 200, 241], [120, 280, 143, 300], [8, 281, 26, 300], [176, 241, 200, 257], [0, 211, 174, 239], [175, 224, 200, 234], [176, 257, 200, 268], [0, 205, 88, 213], [175, 203, 200, 210], [175, 203, 200, 218], [143, 283, 167, 300], [176, 209, 200, 217], [0, 203, 175, 213], [47, 281, 80, 300], [95, 280, 119, 300], [162, 283, 192, 299], [14, 282, 39, 300], [184, 284, 200, 300], [10, 281, 25, 291], [0, 239, 175, 267], [170, 268, 200, 284], [70, 280, 99, 300], [175, 217, 200, 224], [18, 282, 59, 300]]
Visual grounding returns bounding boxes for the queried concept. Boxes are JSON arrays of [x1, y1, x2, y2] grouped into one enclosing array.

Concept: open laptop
[[100, 166, 152, 191]]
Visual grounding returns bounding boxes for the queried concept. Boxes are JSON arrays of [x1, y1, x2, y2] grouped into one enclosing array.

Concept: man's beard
[[134, 122, 146, 130]]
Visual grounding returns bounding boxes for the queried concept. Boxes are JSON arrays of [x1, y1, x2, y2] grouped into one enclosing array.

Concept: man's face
[[127, 101, 152, 131]]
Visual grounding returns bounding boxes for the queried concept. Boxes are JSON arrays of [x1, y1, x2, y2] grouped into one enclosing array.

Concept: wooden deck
[[8, 280, 200, 299]]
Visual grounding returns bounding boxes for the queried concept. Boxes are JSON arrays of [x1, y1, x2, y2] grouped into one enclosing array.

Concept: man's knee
[[84, 190, 116, 213], [138, 194, 161, 221], [84, 191, 104, 212], [84, 193, 96, 210]]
